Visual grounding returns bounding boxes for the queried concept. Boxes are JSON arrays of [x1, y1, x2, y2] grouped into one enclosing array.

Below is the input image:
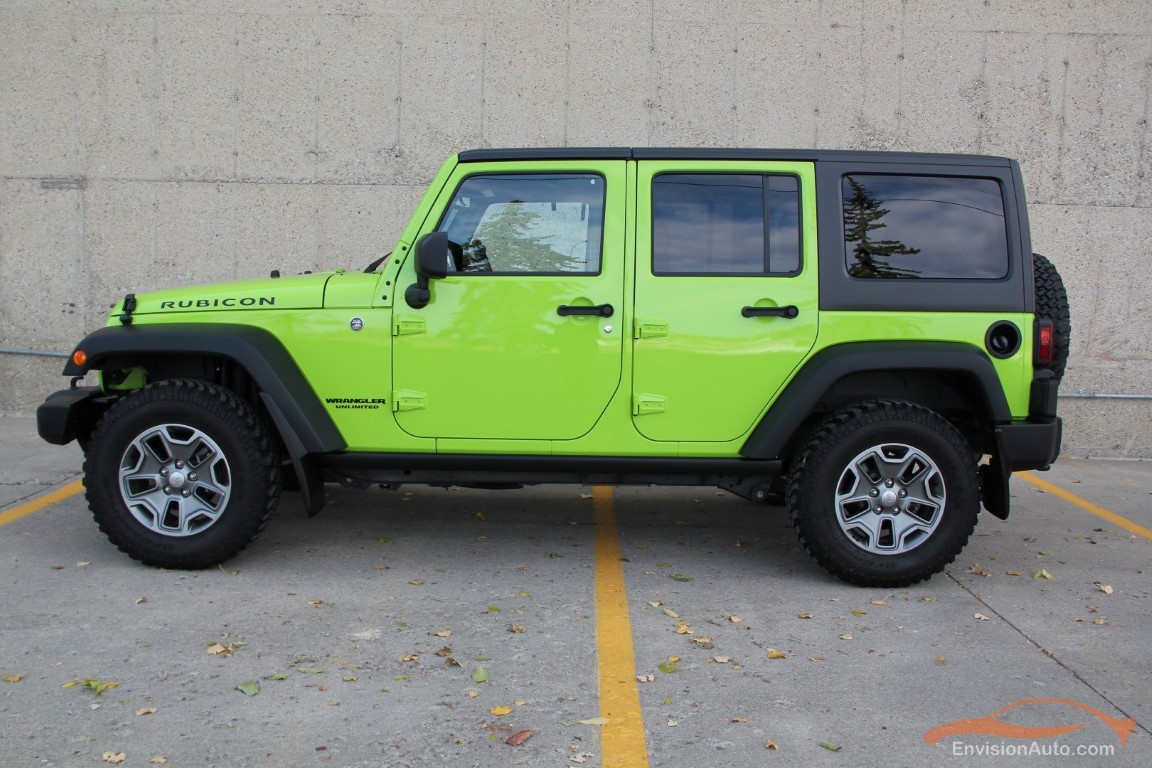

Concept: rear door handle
[[741, 305, 799, 319], [558, 303, 614, 318]]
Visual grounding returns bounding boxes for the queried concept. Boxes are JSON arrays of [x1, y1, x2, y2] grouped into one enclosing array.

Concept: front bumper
[[37, 386, 110, 446]]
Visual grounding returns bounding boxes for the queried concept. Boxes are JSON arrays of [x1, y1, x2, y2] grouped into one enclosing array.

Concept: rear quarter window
[[843, 175, 1008, 279]]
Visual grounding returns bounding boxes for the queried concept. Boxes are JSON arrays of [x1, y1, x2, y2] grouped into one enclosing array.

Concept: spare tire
[[1033, 253, 1071, 380]]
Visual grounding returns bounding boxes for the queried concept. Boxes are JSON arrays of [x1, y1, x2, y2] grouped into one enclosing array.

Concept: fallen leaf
[[435, 646, 453, 657], [342, 675, 358, 682], [648, 600, 664, 608], [486, 604, 502, 613], [767, 649, 787, 659], [852, 609, 867, 617], [408, 578, 425, 586], [869, 599, 887, 605], [730, 716, 748, 723], [475, 512, 487, 521], [765, 740, 779, 750], [669, 574, 692, 582], [667, 719, 679, 727], [1099, 584, 1114, 595], [1006, 571, 1023, 577], [505, 730, 533, 746], [1093, 618, 1109, 626], [135, 707, 157, 716], [445, 657, 462, 667], [636, 674, 654, 682], [236, 680, 259, 696], [571, 752, 594, 763], [657, 661, 678, 673], [675, 625, 694, 635], [1033, 568, 1054, 581], [797, 612, 813, 619], [578, 717, 609, 726], [663, 608, 680, 618], [77, 562, 91, 567], [820, 740, 842, 752], [691, 637, 713, 649], [713, 656, 730, 664], [490, 705, 512, 716], [434, 629, 452, 637], [297, 667, 325, 675], [472, 667, 489, 683], [134, 597, 148, 605], [400, 655, 419, 663], [839, 633, 854, 640], [268, 672, 289, 681], [149, 758, 167, 765], [62, 679, 119, 696], [668, 656, 680, 662], [515, 699, 528, 706], [936, 655, 946, 666], [102, 753, 126, 765], [508, 624, 526, 633], [3, 675, 23, 683], [466, 690, 479, 698], [728, 615, 742, 623], [974, 613, 990, 621]]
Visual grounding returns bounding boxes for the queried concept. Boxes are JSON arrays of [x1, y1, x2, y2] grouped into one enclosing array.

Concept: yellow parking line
[[1018, 472, 1152, 541], [0, 478, 84, 527], [592, 486, 650, 768]]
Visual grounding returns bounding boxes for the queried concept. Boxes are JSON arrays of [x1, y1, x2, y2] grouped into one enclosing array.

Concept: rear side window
[[843, 175, 1008, 279], [652, 174, 800, 275]]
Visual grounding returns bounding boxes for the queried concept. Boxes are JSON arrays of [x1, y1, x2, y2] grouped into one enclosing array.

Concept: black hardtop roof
[[457, 147, 1013, 166]]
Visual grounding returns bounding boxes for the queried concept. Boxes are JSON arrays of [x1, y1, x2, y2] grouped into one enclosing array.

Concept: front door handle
[[741, 305, 799, 319], [558, 303, 614, 318]]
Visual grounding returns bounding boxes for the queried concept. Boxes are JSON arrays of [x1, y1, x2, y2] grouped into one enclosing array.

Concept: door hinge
[[632, 393, 666, 416], [392, 316, 427, 336], [391, 389, 426, 412], [633, 318, 668, 339]]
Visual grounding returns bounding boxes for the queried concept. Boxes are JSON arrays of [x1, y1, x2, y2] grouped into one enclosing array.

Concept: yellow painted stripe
[[592, 486, 650, 768], [0, 478, 84, 527], [1018, 471, 1152, 541]]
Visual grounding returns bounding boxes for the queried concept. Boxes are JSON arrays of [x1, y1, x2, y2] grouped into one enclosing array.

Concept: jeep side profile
[[38, 148, 1068, 587]]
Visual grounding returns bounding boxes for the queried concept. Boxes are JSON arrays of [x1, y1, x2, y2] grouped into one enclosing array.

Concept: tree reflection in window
[[843, 177, 921, 278]]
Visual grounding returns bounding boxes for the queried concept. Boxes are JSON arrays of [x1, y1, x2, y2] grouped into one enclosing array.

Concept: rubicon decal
[[326, 397, 387, 410], [158, 297, 276, 309], [924, 698, 1137, 748]]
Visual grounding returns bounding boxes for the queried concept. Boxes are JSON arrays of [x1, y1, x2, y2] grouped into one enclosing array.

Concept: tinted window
[[438, 174, 604, 274], [843, 175, 1008, 279], [652, 174, 800, 275]]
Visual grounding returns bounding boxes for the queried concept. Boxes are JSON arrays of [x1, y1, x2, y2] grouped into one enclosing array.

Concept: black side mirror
[[405, 231, 449, 309]]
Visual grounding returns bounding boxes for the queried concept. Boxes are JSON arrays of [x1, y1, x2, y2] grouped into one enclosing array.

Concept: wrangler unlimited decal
[[326, 397, 387, 410]]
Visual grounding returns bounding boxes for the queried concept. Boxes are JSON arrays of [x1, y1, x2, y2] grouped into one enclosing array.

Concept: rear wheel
[[84, 379, 280, 569], [788, 400, 978, 587]]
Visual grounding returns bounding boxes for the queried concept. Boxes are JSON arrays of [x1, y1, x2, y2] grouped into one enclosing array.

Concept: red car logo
[[924, 698, 1136, 747]]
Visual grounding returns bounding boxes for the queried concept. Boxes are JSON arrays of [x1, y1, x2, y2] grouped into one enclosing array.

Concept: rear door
[[391, 161, 626, 442], [632, 160, 819, 443]]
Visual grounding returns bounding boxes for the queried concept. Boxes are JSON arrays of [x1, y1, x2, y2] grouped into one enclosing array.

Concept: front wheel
[[84, 379, 280, 569], [788, 400, 979, 587]]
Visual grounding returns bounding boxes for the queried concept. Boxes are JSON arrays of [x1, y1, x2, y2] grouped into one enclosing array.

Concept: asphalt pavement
[[0, 413, 1149, 767]]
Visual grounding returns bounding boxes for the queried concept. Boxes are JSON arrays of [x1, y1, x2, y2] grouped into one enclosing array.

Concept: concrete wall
[[1, 0, 1149, 457]]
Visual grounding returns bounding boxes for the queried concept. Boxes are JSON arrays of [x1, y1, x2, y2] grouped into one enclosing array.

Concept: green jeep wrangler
[[38, 148, 1069, 587]]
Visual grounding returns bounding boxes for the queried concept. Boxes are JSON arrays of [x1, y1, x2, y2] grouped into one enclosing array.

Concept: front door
[[392, 161, 626, 442], [632, 160, 820, 443]]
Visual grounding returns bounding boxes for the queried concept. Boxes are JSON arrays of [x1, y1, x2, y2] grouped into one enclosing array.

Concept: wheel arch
[[740, 341, 1012, 460], [63, 323, 346, 457]]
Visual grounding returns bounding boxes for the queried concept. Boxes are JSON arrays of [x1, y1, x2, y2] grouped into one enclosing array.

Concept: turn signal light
[[1034, 320, 1054, 368], [71, 349, 87, 367]]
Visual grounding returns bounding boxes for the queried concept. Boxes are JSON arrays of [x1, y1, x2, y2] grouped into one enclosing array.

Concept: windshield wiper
[[363, 252, 392, 274]]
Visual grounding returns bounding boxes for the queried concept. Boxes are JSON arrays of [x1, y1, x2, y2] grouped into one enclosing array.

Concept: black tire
[[787, 400, 979, 587], [84, 379, 280, 569], [1033, 252, 1071, 380]]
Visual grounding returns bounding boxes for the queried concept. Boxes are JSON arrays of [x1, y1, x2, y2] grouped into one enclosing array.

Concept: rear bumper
[[37, 386, 109, 446], [996, 417, 1062, 472]]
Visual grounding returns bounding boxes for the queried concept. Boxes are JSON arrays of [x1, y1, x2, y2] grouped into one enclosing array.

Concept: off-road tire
[[1033, 252, 1071, 380], [84, 379, 280, 569], [788, 400, 979, 587]]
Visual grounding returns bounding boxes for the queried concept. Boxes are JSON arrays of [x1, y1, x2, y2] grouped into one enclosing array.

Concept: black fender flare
[[739, 341, 1011, 459], [63, 323, 346, 456]]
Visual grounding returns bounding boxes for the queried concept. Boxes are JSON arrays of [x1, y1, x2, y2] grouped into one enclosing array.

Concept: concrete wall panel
[[0, 1, 1149, 457]]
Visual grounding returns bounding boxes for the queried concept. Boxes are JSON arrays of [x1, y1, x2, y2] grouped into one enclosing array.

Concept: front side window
[[843, 175, 1008, 279], [437, 174, 604, 274], [652, 174, 800, 275]]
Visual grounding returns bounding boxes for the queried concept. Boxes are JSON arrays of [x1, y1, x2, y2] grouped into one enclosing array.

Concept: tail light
[[1034, 319, 1054, 368]]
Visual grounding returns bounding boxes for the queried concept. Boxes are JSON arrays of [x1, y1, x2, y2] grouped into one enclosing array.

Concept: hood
[[110, 272, 335, 320]]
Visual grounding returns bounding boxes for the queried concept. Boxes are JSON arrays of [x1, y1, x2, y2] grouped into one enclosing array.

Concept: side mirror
[[405, 231, 449, 309]]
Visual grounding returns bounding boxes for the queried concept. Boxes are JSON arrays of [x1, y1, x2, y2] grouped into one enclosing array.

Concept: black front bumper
[[37, 387, 110, 446]]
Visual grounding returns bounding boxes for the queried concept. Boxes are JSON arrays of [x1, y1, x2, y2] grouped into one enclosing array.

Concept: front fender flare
[[64, 323, 345, 456]]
